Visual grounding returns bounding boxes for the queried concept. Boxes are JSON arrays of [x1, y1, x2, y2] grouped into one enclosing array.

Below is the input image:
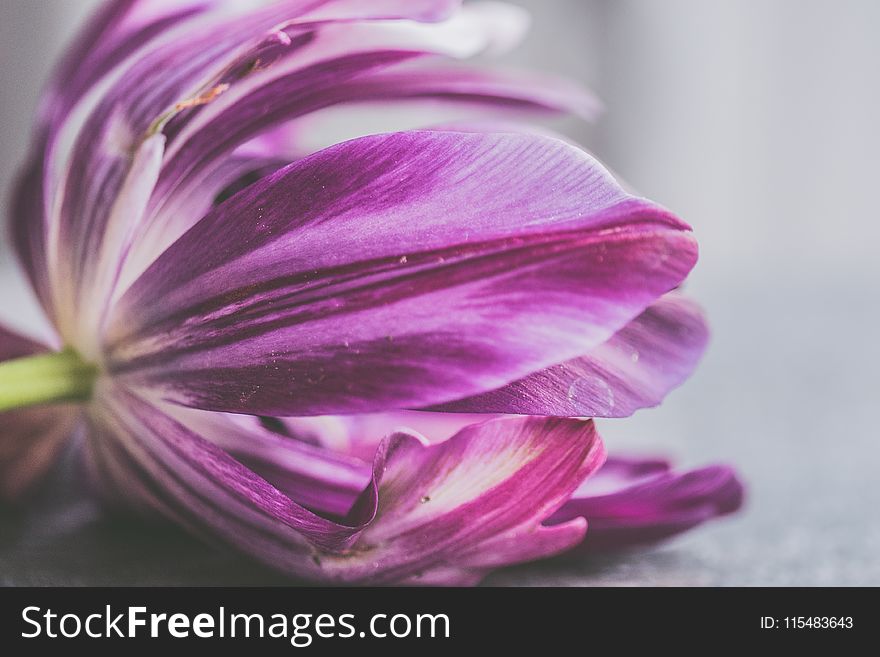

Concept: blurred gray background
[[1, 0, 878, 585]]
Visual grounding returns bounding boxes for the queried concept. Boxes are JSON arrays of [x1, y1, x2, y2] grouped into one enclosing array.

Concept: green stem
[[0, 349, 97, 413]]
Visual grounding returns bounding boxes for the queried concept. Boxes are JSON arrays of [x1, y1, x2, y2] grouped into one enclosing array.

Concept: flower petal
[[266, 411, 487, 462], [0, 323, 43, 363], [171, 407, 372, 519], [323, 417, 602, 584], [548, 456, 745, 553], [204, 411, 602, 584], [107, 130, 696, 416], [8, 159, 54, 319], [0, 324, 80, 499], [127, 7, 559, 284], [44, 5, 308, 337], [430, 293, 709, 417], [234, 60, 600, 164], [127, 57, 598, 286], [86, 384, 603, 584], [72, 134, 166, 358], [86, 384, 375, 569], [44, 1, 462, 341], [41, 0, 462, 131], [38, 0, 211, 132], [130, 154, 288, 274]]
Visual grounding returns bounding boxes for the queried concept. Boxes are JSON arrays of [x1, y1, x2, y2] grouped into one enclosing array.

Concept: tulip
[[0, 0, 741, 584]]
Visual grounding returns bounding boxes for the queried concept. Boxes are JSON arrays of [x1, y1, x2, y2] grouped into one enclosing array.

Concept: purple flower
[[0, 0, 742, 584]]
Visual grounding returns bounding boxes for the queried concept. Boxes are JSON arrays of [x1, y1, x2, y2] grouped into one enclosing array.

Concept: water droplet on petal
[[566, 376, 615, 414]]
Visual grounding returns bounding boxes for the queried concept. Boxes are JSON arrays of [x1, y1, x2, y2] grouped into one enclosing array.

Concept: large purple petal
[[0, 324, 81, 499], [106, 130, 696, 416], [431, 293, 709, 417], [548, 456, 745, 553], [85, 385, 602, 584]]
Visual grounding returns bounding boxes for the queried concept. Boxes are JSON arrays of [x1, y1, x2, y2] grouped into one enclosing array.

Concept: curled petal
[[431, 293, 709, 417], [549, 456, 745, 553], [198, 411, 603, 584], [327, 417, 602, 584], [85, 386, 602, 584], [0, 324, 80, 499], [257, 413, 744, 561], [107, 131, 696, 416]]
